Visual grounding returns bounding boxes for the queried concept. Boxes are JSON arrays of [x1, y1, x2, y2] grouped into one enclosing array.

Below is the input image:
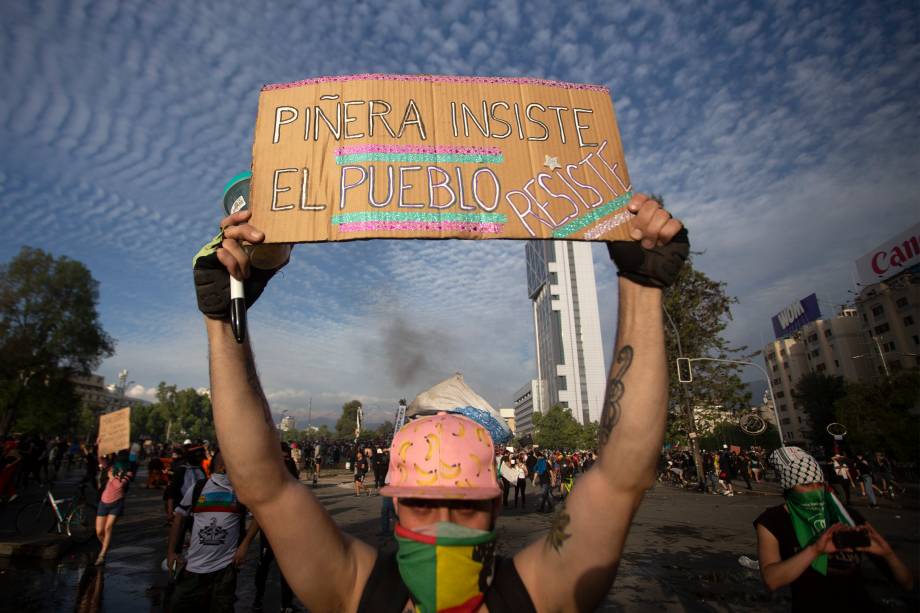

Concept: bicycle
[[16, 484, 97, 543]]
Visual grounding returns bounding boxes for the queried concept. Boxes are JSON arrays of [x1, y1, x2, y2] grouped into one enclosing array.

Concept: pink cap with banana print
[[380, 413, 501, 500]]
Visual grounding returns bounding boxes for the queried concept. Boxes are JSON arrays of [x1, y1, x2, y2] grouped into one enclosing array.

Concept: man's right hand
[[193, 210, 289, 319], [167, 551, 183, 572], [812, 523, 845, 556]]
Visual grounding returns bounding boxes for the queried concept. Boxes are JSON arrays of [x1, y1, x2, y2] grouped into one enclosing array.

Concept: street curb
[[0, 535, 74, 560]]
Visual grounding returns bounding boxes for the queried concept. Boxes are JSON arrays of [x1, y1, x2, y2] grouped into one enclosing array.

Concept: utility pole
[[678, 356, 785, 448], [871, 335, 890, 377], [663, 306, 705, 490]]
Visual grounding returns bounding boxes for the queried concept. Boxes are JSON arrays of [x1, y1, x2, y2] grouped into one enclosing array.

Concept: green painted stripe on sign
[[552, 192, 633, 238]]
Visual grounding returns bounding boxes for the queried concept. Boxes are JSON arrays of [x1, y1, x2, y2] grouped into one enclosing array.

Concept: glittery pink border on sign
[[335, 144, 502, 156], [263, 73, 608, 93], [337, 221, 504, 234]]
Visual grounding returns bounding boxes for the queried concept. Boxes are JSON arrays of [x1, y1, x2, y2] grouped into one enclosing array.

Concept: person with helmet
[[196, 193, 688, 611]]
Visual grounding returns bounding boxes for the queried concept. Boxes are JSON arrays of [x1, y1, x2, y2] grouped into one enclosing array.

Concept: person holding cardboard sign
[[197, 193, 687, 612]]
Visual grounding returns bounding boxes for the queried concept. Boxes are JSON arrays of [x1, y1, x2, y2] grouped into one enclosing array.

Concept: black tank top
[[357, 552, 536, 613]]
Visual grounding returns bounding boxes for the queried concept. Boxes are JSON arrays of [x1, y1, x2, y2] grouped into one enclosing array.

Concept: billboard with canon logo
[[855, 222, 920, 286], [771, 293, 822, 339]]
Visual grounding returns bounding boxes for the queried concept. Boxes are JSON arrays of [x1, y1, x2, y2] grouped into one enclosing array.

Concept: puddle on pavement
[[0, 543, 168, 613]]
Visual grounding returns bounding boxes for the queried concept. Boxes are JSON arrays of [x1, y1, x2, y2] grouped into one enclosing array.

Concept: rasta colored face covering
[[395, 522, 497, 613]]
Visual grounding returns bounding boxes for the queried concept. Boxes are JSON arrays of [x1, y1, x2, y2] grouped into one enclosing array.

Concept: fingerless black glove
[[607, 227, 689, 288], [192, 231, 284, 320]]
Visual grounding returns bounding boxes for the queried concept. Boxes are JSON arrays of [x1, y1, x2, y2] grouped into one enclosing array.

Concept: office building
[[763, 309, 874, 444], [525, 240, 606, 425], [512, 380, 544, 437]]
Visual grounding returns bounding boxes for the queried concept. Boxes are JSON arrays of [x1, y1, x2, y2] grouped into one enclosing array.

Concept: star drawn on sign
[[543, 155, 561, 171]]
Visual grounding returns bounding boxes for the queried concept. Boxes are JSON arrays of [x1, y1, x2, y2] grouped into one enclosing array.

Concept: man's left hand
[[233, 544, 248, 568], [607, 193, 688, 288]]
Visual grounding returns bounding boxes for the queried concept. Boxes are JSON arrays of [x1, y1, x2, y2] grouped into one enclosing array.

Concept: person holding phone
[[754, 447, 913, 610]]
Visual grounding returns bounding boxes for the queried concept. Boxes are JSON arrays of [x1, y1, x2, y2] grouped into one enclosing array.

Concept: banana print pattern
[[413, 463, 438, 486], [424, 433, 441, 461], [389, 414, 498, 493], [469, 453, 483, 477], [398, 441, 413, 462], [439, 460, 462, 479]]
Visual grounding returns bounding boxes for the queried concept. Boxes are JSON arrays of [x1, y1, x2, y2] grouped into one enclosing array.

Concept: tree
[[130, 383, 214, 442], [335, 400, 362, 440], [0, 247, 115, 435], [5, 372, 81, 436], [662, 256, 752, 476], [578, 421, 599, 451], [532, 405, 582, 450], [696, 420, 780, 453], [794, 372, 846, 446], [834, 371, 919, 461], [375, 420, 394, 441]]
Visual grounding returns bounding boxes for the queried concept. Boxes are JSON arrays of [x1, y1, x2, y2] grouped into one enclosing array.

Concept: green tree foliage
[[6, 373, 81, 435], [375, 420, 394, 441], [663, 257, 752, 446], [130, 383, 214, 442], [578, 421, 599, 451], [793, 372, 846, 445], [335, 400, 362, 440], [532, 405, 583, 450], [696, 420, 780, 453], [834, 371, 919, 461], [0, 247, 114, 434]]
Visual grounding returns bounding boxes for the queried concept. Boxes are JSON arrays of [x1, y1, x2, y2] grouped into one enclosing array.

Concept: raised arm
[[200, 211, 375, 611], [515, 194, 687, 612]]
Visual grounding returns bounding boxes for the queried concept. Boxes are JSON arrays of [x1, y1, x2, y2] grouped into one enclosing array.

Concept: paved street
[[1, 469, 917, 612]]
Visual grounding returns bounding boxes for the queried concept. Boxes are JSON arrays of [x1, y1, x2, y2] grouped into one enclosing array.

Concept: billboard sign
[[855, 221, 920, 286], [771, 293, 821, 339]]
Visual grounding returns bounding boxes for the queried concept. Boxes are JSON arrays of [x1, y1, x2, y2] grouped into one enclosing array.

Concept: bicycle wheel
[[16, 501, 56, 538], [66, 503, 98, 543]]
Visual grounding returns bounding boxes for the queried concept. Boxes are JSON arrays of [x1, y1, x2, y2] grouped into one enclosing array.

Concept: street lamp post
[[679, 357, 785, 448], [663, 306, 705, 489]]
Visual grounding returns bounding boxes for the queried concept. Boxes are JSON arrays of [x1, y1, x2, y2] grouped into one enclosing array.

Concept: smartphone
[[832, 528, 870, 549]]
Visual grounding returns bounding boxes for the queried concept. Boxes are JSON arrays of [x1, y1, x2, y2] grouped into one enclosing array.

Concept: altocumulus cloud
[[0, 0, 916, 421]]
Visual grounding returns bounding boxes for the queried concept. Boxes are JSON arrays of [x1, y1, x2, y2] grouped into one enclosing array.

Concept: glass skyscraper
[[524, 240, 606, 426]]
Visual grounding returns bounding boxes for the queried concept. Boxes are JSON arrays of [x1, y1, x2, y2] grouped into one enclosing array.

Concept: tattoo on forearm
[[546, 501, 571, 554], [598, 345, 633, 449]]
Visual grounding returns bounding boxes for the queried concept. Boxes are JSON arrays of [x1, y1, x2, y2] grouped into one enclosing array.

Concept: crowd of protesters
[[1, 431, 914, 611], [657, 444, 910, 505], [0, 434, 105, 502]]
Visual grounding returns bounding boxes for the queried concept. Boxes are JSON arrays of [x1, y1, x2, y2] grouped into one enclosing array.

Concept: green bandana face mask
[[785, 488, 852, 575], [395, 522, 497, 613]]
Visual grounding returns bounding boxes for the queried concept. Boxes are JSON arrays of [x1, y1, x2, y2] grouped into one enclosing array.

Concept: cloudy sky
[[1, 0, 917, 427]]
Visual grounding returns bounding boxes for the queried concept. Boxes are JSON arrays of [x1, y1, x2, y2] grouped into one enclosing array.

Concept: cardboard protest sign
[[98, 407, 131, 457], [250, 74, 632, 244]]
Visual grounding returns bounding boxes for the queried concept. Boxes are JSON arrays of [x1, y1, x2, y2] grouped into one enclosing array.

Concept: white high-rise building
[[525, 240, 607, 425]]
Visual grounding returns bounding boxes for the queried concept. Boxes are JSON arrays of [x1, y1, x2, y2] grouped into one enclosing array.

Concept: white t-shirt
[[175, 473, 246, 574]]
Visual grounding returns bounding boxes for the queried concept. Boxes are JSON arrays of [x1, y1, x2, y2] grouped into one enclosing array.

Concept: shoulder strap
[[357, 552, 410, 613], [484, 557, 537, 613], [189, 478, 208, 514]]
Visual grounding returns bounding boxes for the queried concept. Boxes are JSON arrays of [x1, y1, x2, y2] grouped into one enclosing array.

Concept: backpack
[[184, 478, 248, 547]]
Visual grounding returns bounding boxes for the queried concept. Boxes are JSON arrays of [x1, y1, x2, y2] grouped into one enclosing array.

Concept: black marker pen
[[230, 276, 246, 343], [222, 171, 254, 345]]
